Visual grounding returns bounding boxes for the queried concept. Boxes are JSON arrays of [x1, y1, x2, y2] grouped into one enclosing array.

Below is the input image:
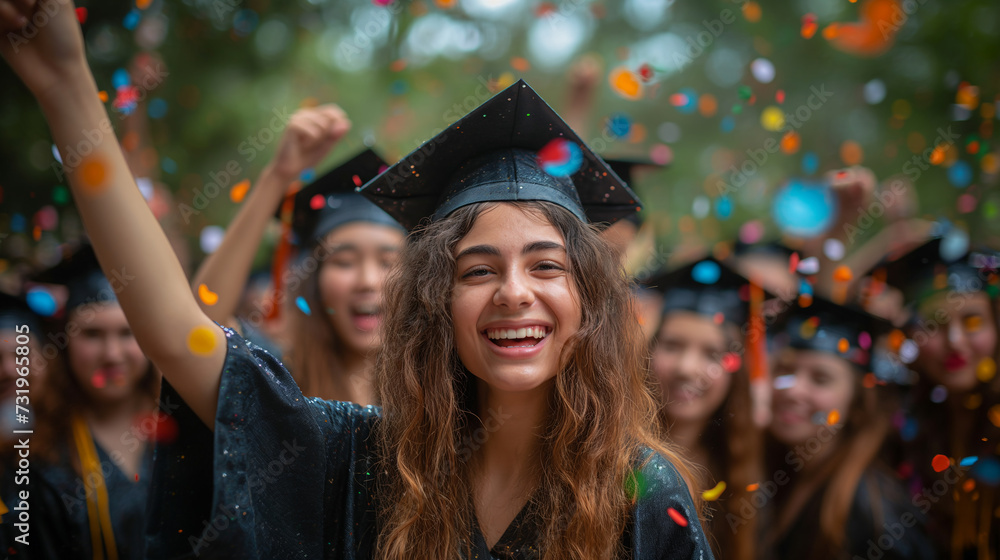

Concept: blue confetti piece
[[123, 9, 141, 30], [300, 168, 315, 182], [295, 296, 311, 315], [970, 457, 1000, 485], [26, 289, 58, 317], [959, 456, 978, 467], [111, 68, 130, 89], [715, 196, 732, 220], [161, 157, 177, 174], [147, 98, 168, 119], [801, 152, 819, 175], [900, 417, 918, 442], [676, 88, 698, 114], [772, 179, 837, 238], [232, 9, 259, 37], [606, 113, 632, 139], [10, 214, 26, 233], [947, 160, 972, 188], [390, 80, 408, 95], [799, 278, 813, 296], [720, 116, 735, 133], [691, 260, 721, 285]]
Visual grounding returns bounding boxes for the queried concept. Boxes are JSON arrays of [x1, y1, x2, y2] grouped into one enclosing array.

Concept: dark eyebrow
[[325, 243, 359, 254], [455, 245, 501, 260], [455, 241, 565, 261], [523, 241, 565, 255]]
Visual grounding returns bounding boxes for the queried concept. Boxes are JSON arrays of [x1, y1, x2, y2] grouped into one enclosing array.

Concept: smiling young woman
[[0, 4, 711, 557]]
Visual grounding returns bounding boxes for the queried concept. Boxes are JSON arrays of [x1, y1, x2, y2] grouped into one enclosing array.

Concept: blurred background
[[1, 0, 999, 280]]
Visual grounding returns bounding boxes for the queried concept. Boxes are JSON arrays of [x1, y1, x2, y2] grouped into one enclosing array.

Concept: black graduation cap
[[604, 158, 664, 226], [780, 296, 890, 370], [358, 80, 641, 231], [281, 149, 402, 247], [644, 257, 761, 326], [33, 244, 116, 312], [880, 237, 999, 305], [0, 292, 41, 333]]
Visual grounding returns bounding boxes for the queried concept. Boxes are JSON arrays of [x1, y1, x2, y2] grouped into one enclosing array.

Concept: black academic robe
[[772, 467, 934, 560], [145, 326, 715, 559], [0, 435, 153, 558]]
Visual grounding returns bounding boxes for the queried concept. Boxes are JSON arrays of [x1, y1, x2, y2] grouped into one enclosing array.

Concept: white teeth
[[485, 327, 549, 340], [354, 303, 379, 315]]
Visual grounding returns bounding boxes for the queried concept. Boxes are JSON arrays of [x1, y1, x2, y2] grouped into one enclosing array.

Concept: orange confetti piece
[[510, 57, 530, 72], [187, 325, 217, 356], [801, 21, 818, 39], [79, 157, 108, 194], [988, 405, 1000, 428], [742, 1, 761, 22], [840, 140, 863, 166], [822, 23, 840, 39], [977, 357, 997, 382], [888, 329, 905, 352], [931, 454, 950, 473], [98, 90, 109, 102], [780, 131, 801, 154], [230, 179, 250, 203], [837, 338, 849, 353], [827, 409, 840, 425], [198, 284, 219, 306], [666, 507, 688, 527], [137, 0, 152, 9], [746, 483, 760, 492], [389, 59, 407, 72], [609, 67, 643, 100], [702, 481, 726, 501], [963, 479, 976, 492], [863, 373, 877, 388], [833, 265, 853, 282]]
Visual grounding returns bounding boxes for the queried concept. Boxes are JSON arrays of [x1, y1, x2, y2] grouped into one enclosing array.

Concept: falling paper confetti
[[931, 454, 950, 473], [702, 481, 726, 501], [198, 284, 219, 306], [827, 409, 841, 425], [296, 296, 312, 315], [666, 507, 688, 527], [230, 179, 250, 203], [692, 260, 721, 284], [537, 139, 583, 177], [609, 67, 643, 100], [187, 326, 217, 356]]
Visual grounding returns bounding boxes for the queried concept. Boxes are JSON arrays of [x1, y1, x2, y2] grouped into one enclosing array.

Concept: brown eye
[[963, 315, 983, 333]]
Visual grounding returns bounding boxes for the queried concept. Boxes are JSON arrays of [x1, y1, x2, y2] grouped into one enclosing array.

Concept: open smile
[[480, 325, 552, 358]]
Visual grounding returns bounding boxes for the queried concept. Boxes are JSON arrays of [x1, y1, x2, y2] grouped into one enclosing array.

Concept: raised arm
[[1, 0, 222, 426], [191, 106, 351, 328]]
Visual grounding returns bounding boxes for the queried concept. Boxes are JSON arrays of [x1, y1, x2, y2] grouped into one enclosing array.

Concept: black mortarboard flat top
[[881, 237, 999, 305], [33, 244, 116, 311], [359, 80, 641, 231], [644, 257, 758, 326], [282, 149, 402, 246], [0, 292, 40, 333], [781, 296, 889, 370]]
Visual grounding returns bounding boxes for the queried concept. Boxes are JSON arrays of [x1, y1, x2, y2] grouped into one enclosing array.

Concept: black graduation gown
[[0, 435, 153, 559], [145, 326, 715, 559], [773, 466, 934, 560]]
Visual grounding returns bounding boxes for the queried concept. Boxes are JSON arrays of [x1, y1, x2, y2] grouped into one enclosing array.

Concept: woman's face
[[67, 303, 149, 404], [913, 292, 997, 394], [651, 311, 732, 426], [769, 349, 854, 447], [317, 222, 404, 356], [451, 204, 582, 395]]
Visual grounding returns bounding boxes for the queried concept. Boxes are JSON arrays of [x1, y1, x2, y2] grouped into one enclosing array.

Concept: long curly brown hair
[[372, 201, 702, 560]]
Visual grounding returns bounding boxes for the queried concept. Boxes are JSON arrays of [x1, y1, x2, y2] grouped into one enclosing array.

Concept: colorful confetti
[[827, 409, 841, 425], [537, 139, 583, 177], [295, 296, 312, 315], [230, 179, 251, 203], [931, 454, 950, 473], [702, 481, 727, 501], [187, 325, 217, 356], [609, 67, 643, 100], [198, 284, 219, 306], [666, 507, 688, 527]]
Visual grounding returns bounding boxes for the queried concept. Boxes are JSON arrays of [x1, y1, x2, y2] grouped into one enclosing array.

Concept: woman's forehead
[[455, 204, 564, 252]]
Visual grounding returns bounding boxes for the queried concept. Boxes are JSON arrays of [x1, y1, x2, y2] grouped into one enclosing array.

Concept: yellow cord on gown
[[71, 416, 119, 560]]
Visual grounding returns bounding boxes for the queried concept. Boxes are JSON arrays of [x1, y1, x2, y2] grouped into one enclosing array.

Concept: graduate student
[[192, 118, 404, 402], [763, 297, 932, 560], [881, 236, 1000, 558], [1, 247, 158, 559], [0, 6, 712, 559], [645, 258, 764, 560]]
